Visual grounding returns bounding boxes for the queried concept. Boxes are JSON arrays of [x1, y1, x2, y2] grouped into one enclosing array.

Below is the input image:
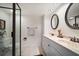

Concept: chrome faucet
[[57, 29, 63, 38], [70, 36, 79, 43]]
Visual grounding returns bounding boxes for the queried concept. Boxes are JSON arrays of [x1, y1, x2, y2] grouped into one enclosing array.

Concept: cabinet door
[[47, 43, 61, 56], [42, 37, 49, 55], [42, 37, 61, 56]]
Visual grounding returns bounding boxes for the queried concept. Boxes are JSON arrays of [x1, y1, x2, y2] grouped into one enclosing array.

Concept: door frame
[[12, 3, 21, 56], [16, 3, 22, 56]]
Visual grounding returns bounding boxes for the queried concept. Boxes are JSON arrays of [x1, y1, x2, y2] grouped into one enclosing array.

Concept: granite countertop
[[44, 34, 79, 55]]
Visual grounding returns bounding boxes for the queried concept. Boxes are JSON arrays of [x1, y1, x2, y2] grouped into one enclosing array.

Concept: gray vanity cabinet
[[42, 36, 61, 56], [42, 36, 79, 56]]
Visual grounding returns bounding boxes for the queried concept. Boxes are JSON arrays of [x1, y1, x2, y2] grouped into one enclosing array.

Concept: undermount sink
[[50, 33, 63, 38], [57, 35, 63, 38], [51, 33, 54, 36]]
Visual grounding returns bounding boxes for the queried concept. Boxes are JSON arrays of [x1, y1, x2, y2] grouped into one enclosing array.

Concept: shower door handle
[[11, 32, 13, 37]]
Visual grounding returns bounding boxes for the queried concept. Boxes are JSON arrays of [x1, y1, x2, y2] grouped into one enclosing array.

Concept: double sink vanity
[[42, 3, 79, 56], [42, 34, 79, 56]]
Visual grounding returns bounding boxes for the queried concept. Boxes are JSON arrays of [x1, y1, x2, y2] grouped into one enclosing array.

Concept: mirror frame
[[51, 14, 59, 30], [65, 3, 79, 29]]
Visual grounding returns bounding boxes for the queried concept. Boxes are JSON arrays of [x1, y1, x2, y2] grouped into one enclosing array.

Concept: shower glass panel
[[0, 3, 12, 56], [15, 4, 21, 56], [0, 3, 21, 56]]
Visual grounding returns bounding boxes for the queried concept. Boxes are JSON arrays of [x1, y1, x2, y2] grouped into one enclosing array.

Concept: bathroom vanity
[[42, 34, 79, 56]]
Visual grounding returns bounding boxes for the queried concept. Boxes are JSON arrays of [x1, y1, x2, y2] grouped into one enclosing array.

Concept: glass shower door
[[0, 3, 13, 56], [0, 3, 21, 56]]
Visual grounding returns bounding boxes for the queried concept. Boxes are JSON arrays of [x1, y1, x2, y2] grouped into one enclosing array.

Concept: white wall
[[44, 4, 79, 38], [21, 15, 42, 45], [21, 15, 43, 55]]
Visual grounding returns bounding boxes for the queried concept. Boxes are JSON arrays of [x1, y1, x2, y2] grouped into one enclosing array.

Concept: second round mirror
[[51, 14, 59, 29]]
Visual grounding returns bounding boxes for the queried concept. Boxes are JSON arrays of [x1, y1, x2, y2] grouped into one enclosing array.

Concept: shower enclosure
[[0, 3, 21, 56]]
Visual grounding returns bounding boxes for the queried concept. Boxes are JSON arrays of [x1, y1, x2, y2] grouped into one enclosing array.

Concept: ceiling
[[0, 3, 66, 16], [19, 3, 65, 16]]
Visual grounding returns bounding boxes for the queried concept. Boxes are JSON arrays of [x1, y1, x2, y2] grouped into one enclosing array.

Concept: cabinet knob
[[48, 44, 50, 46]]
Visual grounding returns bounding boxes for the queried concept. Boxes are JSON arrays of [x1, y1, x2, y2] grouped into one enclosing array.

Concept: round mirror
[[51, 14, 59, 29], [65, 3, 79, 29]]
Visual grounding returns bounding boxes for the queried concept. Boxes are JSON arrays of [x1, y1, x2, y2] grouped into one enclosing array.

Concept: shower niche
[[0, 19, 6, 37], [0, 19, 5, 30]]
